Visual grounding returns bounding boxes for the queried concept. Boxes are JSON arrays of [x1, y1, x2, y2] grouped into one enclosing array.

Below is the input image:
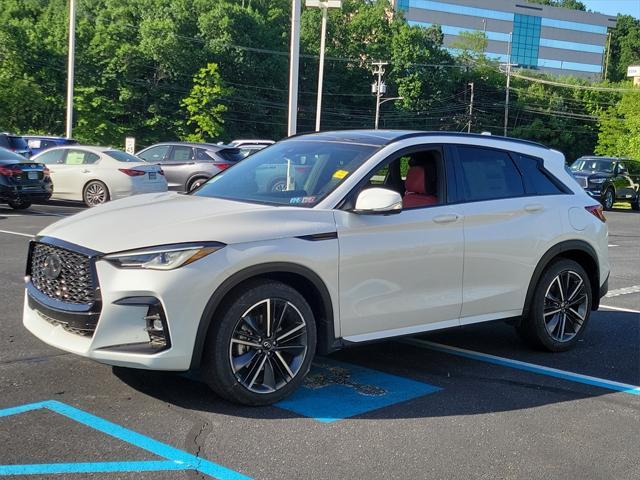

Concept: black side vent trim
[[296, 232, 338, 242]]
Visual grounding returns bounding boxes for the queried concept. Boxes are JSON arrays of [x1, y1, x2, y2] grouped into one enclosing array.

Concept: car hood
[[38, 192, 337, 253]]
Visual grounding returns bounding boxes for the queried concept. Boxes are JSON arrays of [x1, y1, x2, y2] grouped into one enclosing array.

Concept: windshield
[[570, 159, 614, 173], [106, 150, 144, 162], [193, 140, 377, 207]]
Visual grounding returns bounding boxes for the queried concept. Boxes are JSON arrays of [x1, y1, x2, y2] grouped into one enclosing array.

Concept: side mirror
[[354, 187, 403, 214], [616, 164, 627, 175]]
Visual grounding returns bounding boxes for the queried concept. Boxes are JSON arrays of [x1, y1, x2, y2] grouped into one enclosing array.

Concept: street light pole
[[287, 0, 302, 137], [307, 1, 342, 132], [65, 0, 76, 139], [467, 81, 474, 133]]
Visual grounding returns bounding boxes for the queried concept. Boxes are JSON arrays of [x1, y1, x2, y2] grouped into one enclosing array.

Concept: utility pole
[[65, 0, 76, 139], [372, 61, 388, 130], [467, 82, 474, 133], [503, 32, 517, 137], [287, 0, 302, 136], [306, 1, 342, 132]]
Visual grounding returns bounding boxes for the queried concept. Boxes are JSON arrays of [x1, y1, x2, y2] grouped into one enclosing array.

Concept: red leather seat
[[403, 165, 438, 208]]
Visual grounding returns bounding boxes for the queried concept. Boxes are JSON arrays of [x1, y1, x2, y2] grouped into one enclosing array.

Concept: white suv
[[23, 131, 609, 405]]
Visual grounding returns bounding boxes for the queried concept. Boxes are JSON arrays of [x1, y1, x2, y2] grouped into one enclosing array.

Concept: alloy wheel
[[229, 298, 308, 394], [189, 179, 206, 191], [543, 270, 589, 342], [85, 182, 107, 206], [603, 189, 614, 210]]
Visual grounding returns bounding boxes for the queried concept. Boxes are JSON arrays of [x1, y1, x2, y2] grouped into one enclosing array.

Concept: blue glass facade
[[511, 14, 541, 68], [402, 0, 612, 75]]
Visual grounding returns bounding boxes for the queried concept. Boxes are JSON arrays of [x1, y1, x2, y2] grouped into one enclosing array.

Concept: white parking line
[[600, 304, 640, 314], [0, 229, 34, 238], [401, 338, 640, 396], [605, 285, 640, 298]]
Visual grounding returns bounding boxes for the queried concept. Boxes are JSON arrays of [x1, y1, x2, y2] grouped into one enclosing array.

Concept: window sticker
[[290, 196, 316, 205], [332, 169, 349, 179]]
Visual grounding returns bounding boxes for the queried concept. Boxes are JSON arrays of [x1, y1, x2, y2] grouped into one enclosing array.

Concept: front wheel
[[202, 279, 316, 406], [631, 195, 639, 211], [517, 259, 592, 352], [8, 198, 31, 210], [601, 187, 615, 210]]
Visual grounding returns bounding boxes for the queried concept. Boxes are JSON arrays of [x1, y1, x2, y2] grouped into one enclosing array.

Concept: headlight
[[104, 242, 225, 270], [589, 178, 606, 184]]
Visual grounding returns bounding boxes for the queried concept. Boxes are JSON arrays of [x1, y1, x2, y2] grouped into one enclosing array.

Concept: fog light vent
[[144, 303, 171, 351]]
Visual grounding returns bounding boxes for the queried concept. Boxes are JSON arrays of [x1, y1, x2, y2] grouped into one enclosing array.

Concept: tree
[[606, 15, 640, 83], [181, 63, 228, 142], [596, 91, 640, 160]]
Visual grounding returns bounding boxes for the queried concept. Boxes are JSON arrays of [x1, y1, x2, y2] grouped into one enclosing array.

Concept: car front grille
[[30, 243, 96, 305]]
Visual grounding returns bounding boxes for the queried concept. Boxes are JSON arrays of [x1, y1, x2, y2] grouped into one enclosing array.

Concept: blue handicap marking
[[0, 400, 251, 479], [276, 358, 441, 422]]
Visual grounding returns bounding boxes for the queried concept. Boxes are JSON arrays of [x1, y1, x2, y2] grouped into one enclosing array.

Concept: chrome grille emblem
[[43, 253, 63, 280]]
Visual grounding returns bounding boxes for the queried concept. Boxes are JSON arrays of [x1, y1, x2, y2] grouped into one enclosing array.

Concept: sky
[[582, 0, 640, 18]]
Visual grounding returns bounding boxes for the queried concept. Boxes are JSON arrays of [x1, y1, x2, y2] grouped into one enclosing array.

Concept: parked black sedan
[[569, 156, 640, 211], [0, 147, 52, 209]]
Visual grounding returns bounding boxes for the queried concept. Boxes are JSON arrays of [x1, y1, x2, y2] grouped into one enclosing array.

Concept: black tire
[[268, 177, 287, 192], [601, 187, 615, 210], [517, 259, 592, 352], [631, 196, 639, 211], [187, 177, 208, 192], [202, 279, 317, 406], [8, 198, 31, 210], [83, 180, 109, 207]]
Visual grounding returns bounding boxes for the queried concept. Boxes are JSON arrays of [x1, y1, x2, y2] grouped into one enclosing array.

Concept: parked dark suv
[[136, 142, 248, 192], [570, 156, 640, 211]]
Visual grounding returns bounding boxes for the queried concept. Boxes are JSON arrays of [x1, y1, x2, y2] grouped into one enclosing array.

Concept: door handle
[[81, 169, 91, 173], [433, 214, 460, 224], [524, 203, 544, 213]]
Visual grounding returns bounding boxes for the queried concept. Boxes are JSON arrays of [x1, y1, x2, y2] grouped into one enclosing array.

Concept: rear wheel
[[83, 180, 109, 207], [631, 195, 639, 211], [202, 279, 316, 406], [517, 259, 592, 352], [188, 177, 208, 192], [268, 177, 287, 192], [601, 187, 615, 210], [8, 198, 31, 210]]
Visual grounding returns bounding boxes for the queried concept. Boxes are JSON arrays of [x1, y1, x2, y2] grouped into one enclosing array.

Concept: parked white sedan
[[32, 146, 167, 207]]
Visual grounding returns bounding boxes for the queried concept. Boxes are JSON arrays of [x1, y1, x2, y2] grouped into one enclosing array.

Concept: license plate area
[[27, 172, 39, 180], [148, 172, 156, 180]]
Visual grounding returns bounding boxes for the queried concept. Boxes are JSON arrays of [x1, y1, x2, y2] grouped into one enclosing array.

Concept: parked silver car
[[136, 142, 249, 192]]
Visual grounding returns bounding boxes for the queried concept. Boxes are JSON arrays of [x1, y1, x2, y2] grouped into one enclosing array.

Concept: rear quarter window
[[513, 154, 565, 195]]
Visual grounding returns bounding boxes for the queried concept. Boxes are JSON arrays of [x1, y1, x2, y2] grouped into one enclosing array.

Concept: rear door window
[[64, 150, 100, 165], [456, 146, 525, 201], [8, 136, 28, 151], [167, 146, 193, 162]]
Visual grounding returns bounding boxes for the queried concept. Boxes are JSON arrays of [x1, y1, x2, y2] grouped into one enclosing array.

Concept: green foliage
[[181, 63, 228, 142], [449, 31, 489, 62], [526, 0, 586, 11], [606, 15, 640, 83], [595, 91, 640, 160]]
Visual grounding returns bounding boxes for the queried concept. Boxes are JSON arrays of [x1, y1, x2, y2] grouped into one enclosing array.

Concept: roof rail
[[387, 131, 550, 150]]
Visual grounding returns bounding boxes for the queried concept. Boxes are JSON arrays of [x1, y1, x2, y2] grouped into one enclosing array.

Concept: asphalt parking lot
[[1, 201, 638, 479]]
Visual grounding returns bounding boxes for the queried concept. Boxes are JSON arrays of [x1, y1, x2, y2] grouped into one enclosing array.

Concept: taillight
[[0, 165, 19, 176], [118, 168, 146, 176], [158, 169, 165, 176], [216, 163, 231, 171], [43, 167, 50, 176], [585, 205, 606, 223]]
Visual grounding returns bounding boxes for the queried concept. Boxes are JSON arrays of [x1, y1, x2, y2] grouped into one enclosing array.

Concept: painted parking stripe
[[605, 285, 640, 298], [0, 229, 33, 238], [401, 339, 640, 396], [600, 304, 640, 314], [0, 461, 188, 476], [0, 400, 251, 479]]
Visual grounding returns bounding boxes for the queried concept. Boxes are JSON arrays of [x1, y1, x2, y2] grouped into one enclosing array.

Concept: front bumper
[[23, 249, 217, 371]]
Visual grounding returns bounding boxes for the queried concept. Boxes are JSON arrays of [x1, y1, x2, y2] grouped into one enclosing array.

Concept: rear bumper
[[0, 183, 52, 201]]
